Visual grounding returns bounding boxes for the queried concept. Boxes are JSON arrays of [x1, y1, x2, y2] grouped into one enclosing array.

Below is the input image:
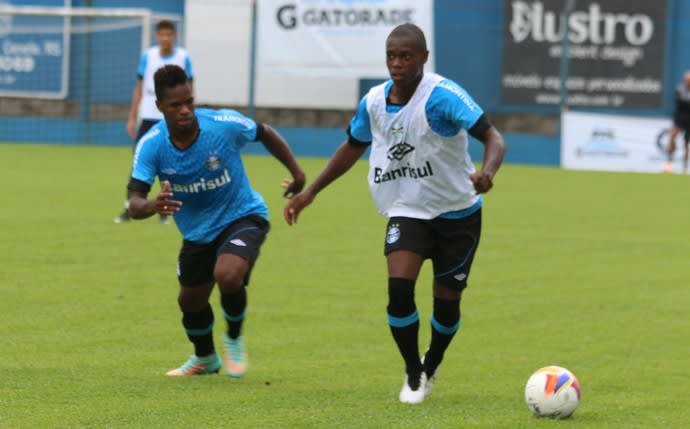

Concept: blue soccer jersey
[[349, 78, 484, 144], [131, 108, 268, 243]]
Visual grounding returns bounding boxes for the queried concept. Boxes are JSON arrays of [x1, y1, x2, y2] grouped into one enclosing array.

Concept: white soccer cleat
[[424, 365, 439, 397], [422, 354, 440, 397], [399, 372, 427, 404]]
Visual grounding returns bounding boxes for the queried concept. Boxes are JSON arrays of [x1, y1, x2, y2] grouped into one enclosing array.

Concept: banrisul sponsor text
[[373, 161, 434, 183], [171, 169, 231, 193]]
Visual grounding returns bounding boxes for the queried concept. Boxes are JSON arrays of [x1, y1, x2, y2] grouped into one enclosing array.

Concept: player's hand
[[126, 118, 137, 139], [471, 170, 494, 194], [281, 171, 306, 198], [156, 180, 183, 215], [283, 190, 315, 226]]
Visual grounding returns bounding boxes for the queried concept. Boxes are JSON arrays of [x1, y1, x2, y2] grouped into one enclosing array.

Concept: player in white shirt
[[114, 19, 194, 223], [284, 23, 505, 404]]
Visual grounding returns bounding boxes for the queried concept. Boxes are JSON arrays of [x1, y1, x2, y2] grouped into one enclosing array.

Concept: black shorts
[[384, 210, 482, 291], [177, 215, 270, 287], [672, 115, 690, 132]]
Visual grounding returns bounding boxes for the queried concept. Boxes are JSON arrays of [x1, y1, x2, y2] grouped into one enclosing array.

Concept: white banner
[[256, 0, 434, 78], [561, 111, 682, 174]]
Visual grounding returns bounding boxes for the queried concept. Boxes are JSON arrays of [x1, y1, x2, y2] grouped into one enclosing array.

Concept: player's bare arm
[[470, 125, 505, 194], [258, 123, 306, 198], [128, 180, 182, 219], [284, 140, 367, 225]]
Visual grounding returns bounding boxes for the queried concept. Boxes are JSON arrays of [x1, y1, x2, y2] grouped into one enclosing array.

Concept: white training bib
[[139, 47, 192, 121], [366, 73, 479, 219]]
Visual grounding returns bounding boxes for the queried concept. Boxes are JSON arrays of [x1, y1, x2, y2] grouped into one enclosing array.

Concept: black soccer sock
[[424, 296, 461, 378], [221, 287, 247, 340], [387, 277, 422, 375], [182, 304, 215, 357]]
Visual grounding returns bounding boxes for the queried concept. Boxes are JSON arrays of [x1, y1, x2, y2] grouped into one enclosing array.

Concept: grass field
[[1, 143, 689, 428]]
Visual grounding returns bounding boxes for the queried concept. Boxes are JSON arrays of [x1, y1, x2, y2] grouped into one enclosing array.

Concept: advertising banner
[[0, 2, 70, 98], [256, 0, 434, 78], [502, 0, 666, 109], [561, 110, 680, 173]]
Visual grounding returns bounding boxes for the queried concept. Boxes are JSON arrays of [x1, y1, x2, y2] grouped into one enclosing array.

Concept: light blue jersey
[[349, 79, 484, 143], [131, 108, 268, 243]]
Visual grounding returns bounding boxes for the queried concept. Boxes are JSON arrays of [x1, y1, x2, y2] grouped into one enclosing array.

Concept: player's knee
[[387, 277, 416, 316], [433, 282, 462, 300], [431, 302, 461, 338], [214, 266, 245, 293], [177, 290, 209, 313]]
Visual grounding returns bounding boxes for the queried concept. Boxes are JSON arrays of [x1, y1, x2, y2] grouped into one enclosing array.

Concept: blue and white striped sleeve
[[131, 134, 158, 185], [347, 95, 372, 145], [136, 52, 147, 79], [184, 55, 194, 80], [427, 80, 484, 132]]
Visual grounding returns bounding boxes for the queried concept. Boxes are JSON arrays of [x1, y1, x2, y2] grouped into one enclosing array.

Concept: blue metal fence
[[2, 0, 688, 166]]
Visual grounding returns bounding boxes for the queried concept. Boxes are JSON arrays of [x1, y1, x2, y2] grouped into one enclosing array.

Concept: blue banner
[[0, 10, 69, 98]]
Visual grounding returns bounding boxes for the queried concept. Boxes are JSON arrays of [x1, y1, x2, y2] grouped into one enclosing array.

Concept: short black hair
[[156, 19, 176, 32], [154, 64, 188, 101], [387, 23, 427, 51]]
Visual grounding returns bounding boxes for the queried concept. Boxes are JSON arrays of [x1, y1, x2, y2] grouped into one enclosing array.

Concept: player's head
[[684, 71, 690, 87], [154, 65, 196, 134], [385, 23, 429, 87], [155, 19, 177, 53]]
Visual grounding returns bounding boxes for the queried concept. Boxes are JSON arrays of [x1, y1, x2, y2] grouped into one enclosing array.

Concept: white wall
[[185, 0, 359, 109], [185, 0, 253, 106], [185, 0, 433, 110]]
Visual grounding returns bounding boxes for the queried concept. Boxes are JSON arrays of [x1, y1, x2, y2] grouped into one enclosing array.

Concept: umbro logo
[[453, 273, 467, 282], [387, 142, 414, 160], [230, 239, 247, 247]]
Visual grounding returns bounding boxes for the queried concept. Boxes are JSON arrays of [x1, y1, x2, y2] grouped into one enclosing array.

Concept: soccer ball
[[524, 365, 581, 419]]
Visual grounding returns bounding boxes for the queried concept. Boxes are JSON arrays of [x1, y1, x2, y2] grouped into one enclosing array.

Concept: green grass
[[1, 143, 689, 428]]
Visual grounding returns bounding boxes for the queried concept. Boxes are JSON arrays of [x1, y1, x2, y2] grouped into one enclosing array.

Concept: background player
[[114, 19, 194, 223], [664, 70, 690, 174], [127, 65, 305, 377], [283, 23, 505, 404]]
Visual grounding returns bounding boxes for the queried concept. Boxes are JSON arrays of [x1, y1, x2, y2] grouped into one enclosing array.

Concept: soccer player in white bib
[[284, 23, 505, 404], [114, 19, 194, 224], [127, 65, 305, 377]]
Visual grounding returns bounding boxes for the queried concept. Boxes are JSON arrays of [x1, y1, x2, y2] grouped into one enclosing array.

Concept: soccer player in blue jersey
[[114, 19, 194, 224], [284, 23, 505, 403], [127, 65, 306, 377]]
